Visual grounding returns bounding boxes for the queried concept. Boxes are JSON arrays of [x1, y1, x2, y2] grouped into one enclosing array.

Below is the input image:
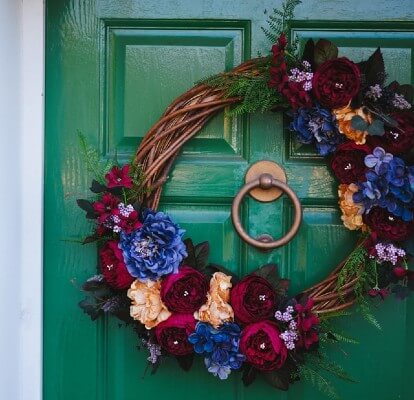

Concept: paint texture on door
[[44, 1, 414, 399]]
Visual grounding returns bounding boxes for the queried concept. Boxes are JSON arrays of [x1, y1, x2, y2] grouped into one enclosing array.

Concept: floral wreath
[[76, 1, 414, 397]]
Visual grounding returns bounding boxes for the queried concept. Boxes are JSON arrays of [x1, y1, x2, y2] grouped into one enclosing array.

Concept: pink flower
[[105, 165, 133, 188], [295, 298, 320, 349]]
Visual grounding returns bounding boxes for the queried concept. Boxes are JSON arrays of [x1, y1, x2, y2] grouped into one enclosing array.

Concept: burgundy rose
[[363, 207, 413, 241], [331, 141, 372, 183], [230, 275, 277, 325], [381, 112, 414, 155], [240, 321, 287, 371], [295, 298, 320, 350], [105, 165, 133, 188], [312, 57, 361, 109], [160, 266, 209, 313], [99, 240, 134, 289], [155, 314, 196, 356]]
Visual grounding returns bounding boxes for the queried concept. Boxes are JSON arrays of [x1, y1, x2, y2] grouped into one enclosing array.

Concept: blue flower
[[119, 210, 187, 281], [291, 105, 343, 156], [364, 147, 393, 174], [354, 148, 414, 222], [189, 322, 245, 379]]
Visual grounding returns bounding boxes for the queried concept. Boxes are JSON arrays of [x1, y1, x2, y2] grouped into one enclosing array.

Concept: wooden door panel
[[45, 1, 414, 399]]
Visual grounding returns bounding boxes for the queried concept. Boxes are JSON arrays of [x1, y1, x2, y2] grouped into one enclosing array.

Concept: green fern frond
[[299, 364, 340, 400], [358, 301, 382, 330], [78, 131, 114, 183]]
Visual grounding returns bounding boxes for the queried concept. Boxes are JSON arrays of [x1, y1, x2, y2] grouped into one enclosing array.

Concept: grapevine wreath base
[[76, 1, 414, 396]]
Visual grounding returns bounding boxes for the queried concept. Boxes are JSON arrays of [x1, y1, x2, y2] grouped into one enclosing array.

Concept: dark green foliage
[[313, 39, 339, 68]]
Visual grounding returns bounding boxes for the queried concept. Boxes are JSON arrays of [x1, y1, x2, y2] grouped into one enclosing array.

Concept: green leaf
[[242, 364, 257, 387], [299, 365, 340, 400], [182, 238, 197, 268], [90, 179, 107, 193], [254, 264, 280, 290], [363, 47, 385, 86], [175, 353, 194, 371], [262, 370, 290, 391], [395, 84, 414, 104], [194, 241, 210, 270], [314, 39, 338, 68], [79, 297, 104, 321], [367, 119, 385, 136], [350, 115, 369, 131]]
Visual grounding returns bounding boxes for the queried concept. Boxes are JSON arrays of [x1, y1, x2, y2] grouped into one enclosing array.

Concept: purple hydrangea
[[119, 210, 187, 281], [291, 105, 343, 156]]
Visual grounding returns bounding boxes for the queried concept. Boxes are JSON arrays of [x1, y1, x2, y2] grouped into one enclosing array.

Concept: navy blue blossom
[[119, 210, 187, 281], [188, 322, 245, 380], [290, 105, 343, 156], [353, 147, 414, 221]]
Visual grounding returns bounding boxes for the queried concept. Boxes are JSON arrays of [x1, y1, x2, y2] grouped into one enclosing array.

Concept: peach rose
[[338, 183, 366, 230], [127, 279, 171, 329], [333, 104, 372, 145], [194, 272, 234, 328]]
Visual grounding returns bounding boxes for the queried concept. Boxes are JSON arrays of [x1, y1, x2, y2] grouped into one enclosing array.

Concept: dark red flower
[[393, 267, 407, 279], [268, 34, 312, 109], [155, 314, 196, 356], [363, 207, 413, 242], [118, 209, 142, 234], [105, 165, 133, 188], [99, 240, 134, 289], [331, 141, 372, 183], [368, 287, 389, 299], [160, 266, 209, 313], [380, 112, 414, 155], [93, 192, 121, 223], [230, 275, 277, 325], [295, 298, 320, 350], [240, 321, 287, 371], [312, 57, 361, 109]]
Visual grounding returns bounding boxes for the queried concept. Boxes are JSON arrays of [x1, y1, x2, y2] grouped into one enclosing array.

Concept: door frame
[[0, 1, 44, 399]]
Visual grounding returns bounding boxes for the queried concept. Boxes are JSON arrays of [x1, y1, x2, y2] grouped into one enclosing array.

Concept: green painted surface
[[44, 1, 414, 399]]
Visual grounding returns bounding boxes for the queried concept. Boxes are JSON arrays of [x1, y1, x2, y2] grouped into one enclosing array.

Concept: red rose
[[295, 298, 320, 349], [381, 112, 414, 155], [312, 57, 361, 109], [230, 275, 276, 325], [331, 141, 372, 183], [99, 240, 134, 289], [155, 314, 196, 356], [240, 321, 287, 371], [363, 207, 413, 241], [105, 165, 133, 188], [160, 266, 209, 313]]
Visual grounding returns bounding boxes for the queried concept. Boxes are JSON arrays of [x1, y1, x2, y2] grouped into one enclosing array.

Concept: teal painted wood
[[44, 1, 414, 399]]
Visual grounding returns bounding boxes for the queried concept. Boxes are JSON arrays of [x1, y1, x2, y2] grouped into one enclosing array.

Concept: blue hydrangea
[[353, 147, 414, 221], [290, 105, 343, 156], [188, 322, 245, 380], [119, 210, 187, 281]]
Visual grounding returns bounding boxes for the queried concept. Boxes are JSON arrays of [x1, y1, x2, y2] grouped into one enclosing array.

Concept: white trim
[[0, 1, 44, 399]]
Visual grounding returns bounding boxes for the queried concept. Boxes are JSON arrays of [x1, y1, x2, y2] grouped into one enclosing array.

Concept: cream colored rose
[[195, 272, 234, 328], [127, 279, 171, 329]]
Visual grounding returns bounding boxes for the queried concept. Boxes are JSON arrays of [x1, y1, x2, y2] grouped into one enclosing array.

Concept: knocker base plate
[[245, 161, 287, 202]]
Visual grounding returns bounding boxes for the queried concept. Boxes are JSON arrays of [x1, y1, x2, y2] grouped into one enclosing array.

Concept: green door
[[44, 1, 414, 399]]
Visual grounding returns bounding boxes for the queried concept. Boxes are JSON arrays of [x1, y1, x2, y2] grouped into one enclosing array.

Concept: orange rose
[[127, 279, 171, 329], [338, 184, 366, 230], [194, 272, 234, 328], [333, 104, 372, 145]]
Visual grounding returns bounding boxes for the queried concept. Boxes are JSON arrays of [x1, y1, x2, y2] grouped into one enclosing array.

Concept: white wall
[[0, 1, 43, 399]]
